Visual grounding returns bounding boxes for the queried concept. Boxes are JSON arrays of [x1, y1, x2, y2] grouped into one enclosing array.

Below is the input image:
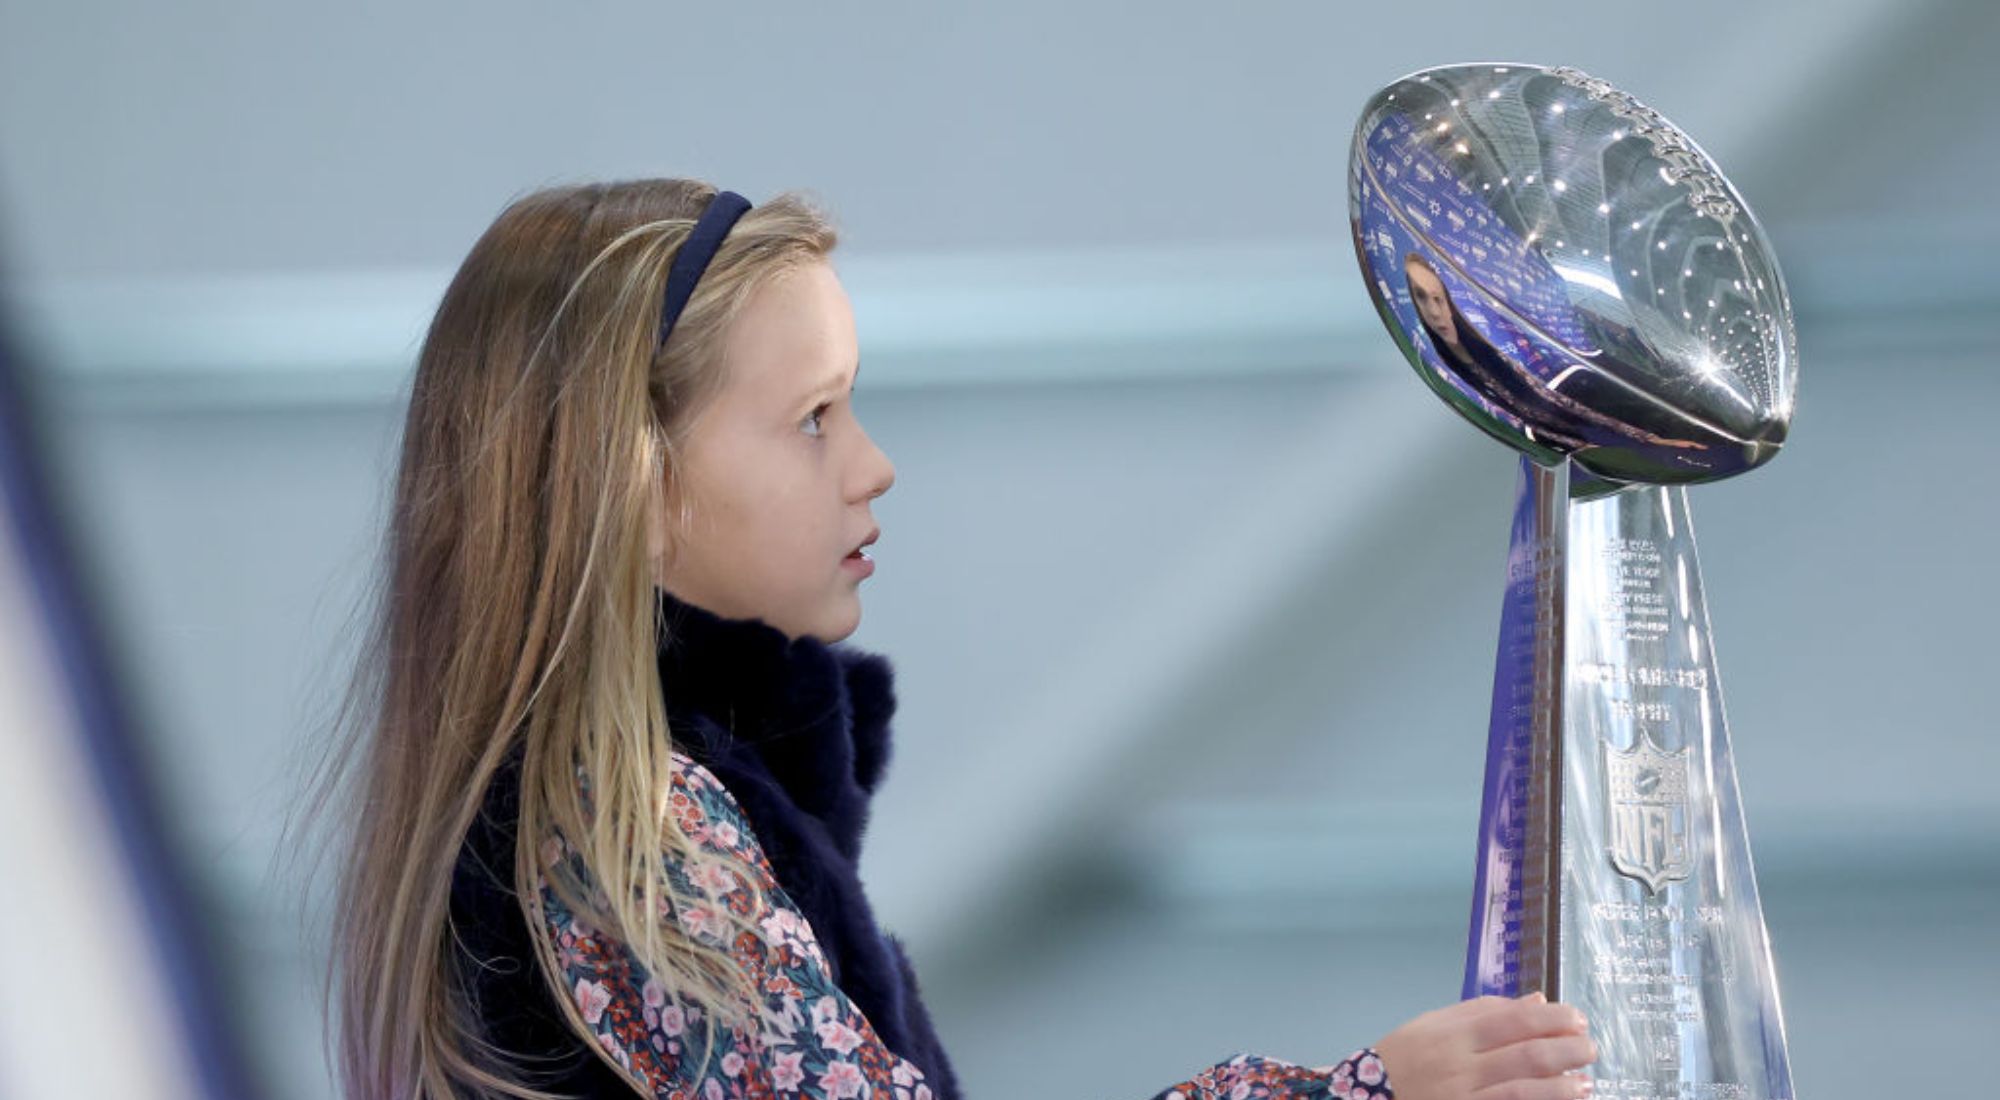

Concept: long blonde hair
[[319, 178, 838, 1098]]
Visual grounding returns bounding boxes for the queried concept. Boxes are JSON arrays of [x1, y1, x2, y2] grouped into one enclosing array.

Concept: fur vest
[[450, 588, 961, 1100]]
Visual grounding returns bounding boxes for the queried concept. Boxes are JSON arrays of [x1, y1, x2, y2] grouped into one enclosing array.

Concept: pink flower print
[[643, 979, 666, 1008], [914, 1086, 932, 1100], [817, 1021, 863, 1056], [762, 907, 803, 945], [694, 859, 739, 897], [771, 1051, 806, 1091], [713, 821, 740, 849], [1230, 1083, 1251, 1100], [600, 1031, 630, 1070], [810, 995, 841, 1028], [703, 1079, 724, 1100], [683, 906, 717, 942], [891, 1061, 919, 1087], [721, 1051, 744, 1078], [819, 1060, 865, 1100], [764, 989, 804, 1035], [573, 979, 612, 1026], [1357, 1054, 1385, 1086], [658, 1003, 686, 1037]]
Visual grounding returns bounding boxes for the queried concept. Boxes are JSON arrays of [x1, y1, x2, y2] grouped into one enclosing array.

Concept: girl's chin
[[810, 595, 863, 644]]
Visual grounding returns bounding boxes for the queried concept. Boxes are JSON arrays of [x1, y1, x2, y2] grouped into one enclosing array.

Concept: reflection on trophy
[[1348, 64, 1799, 1100]]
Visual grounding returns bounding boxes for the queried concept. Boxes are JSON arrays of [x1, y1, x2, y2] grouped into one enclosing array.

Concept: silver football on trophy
[[1349, 62, 1798, 492]]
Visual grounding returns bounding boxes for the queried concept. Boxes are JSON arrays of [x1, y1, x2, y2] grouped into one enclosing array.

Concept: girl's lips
[[841, 548, 875, 578]]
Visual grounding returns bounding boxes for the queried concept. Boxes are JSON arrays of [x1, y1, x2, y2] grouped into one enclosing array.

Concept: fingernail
[[1523, 990, 1547, 1003], [1569, 1007, 1589, 1030], [1575, 1077, 1594, 1098]]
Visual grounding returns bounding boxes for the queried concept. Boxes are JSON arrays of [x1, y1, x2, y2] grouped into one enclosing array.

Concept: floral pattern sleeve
[[539, 751, 1392, 1100], [540, 752, 935, 1100], [1148, 1047, 1394, 1100]]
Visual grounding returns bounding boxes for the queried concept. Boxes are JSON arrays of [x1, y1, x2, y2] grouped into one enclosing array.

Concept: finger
[[1472, 1035, 1599, 1090], [1472, 1001, 1590, 1050], [1473, 1072, 1594, 1100], [1458, 993, 1532, 1019]]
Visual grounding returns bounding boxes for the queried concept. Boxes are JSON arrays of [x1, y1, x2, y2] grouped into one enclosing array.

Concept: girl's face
[[1405, 258, 1459, 347], [652, 258, 894, 643]]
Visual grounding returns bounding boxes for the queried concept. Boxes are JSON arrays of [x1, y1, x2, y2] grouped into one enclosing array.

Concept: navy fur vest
[[450, 587, 962, 1099]]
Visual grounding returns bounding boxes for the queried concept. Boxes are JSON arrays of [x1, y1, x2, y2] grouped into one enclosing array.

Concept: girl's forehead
[[718, 262, 857, 395]]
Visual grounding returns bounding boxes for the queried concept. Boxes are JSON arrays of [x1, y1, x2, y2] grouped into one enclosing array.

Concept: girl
[[326, 178, 1598, 1100]]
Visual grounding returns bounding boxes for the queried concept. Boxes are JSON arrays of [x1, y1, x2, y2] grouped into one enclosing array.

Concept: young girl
[[327, 178, 1598, 1100]]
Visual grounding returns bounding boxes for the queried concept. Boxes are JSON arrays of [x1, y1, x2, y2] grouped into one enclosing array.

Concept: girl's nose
[[867, 450, 895, 501], [857, 430, 894, 501]]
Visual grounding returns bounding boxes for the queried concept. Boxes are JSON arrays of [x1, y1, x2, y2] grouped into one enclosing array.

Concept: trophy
[[1348, 64, 1799, 1100]]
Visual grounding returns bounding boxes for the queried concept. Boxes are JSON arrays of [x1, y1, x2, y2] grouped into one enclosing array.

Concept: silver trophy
[[1349, 64, 1799, 1100]]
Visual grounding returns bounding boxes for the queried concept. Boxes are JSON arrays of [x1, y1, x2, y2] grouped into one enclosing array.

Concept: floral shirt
[[539, 752, 1395, 1100]]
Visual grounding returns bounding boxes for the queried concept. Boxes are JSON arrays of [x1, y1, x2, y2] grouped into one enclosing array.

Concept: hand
[[1373, 992, 1596, 1100]]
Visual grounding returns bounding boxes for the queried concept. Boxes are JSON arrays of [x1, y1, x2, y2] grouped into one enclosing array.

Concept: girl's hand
[[1373, 992, 1596, 1100]]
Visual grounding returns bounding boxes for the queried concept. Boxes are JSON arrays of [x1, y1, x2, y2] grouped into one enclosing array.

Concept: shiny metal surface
[[1463, 461, 1799, 1100], [1349, 63, 1798, 493], [1464, 458, 1569, 999], [1349, 61, 1802, 1100]]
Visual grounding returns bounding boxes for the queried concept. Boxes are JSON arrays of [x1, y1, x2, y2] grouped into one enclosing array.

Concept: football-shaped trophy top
[[1349, 63, 1798, 491]]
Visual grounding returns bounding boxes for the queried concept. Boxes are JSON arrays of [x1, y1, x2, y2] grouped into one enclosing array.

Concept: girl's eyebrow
[[804, 360, 861, 402]]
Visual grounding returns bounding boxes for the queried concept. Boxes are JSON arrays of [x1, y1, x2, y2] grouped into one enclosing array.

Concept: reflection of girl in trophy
[[1403, 253, 1701, 457]]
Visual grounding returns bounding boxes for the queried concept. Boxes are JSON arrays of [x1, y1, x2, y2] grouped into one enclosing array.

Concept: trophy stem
[[1464, 455, 1569, 1000], [1463, 455, 1798, 1099]]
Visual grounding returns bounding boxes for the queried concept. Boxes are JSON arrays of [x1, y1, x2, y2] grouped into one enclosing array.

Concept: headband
[[657, 190, 752, 348]]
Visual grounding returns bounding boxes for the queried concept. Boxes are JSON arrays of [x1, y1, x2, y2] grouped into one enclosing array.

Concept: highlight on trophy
[[1348, 63, 1801, 1100]]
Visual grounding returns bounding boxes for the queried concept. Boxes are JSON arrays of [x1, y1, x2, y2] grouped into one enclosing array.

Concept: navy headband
[[657, 190, 752, 348]]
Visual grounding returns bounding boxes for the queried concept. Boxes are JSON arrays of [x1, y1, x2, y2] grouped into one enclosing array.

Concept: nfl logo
[[1604, 731, 1694, 893]]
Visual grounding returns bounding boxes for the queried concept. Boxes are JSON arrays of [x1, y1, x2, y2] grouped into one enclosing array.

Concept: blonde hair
[[316, 178, 839, 1098]]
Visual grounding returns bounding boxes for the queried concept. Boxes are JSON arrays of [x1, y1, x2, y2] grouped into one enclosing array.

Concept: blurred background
[[1, 1, 1995, 1097]]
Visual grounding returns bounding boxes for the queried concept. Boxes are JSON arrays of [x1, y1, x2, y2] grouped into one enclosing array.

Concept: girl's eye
[[802, 403, 830, 437]]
